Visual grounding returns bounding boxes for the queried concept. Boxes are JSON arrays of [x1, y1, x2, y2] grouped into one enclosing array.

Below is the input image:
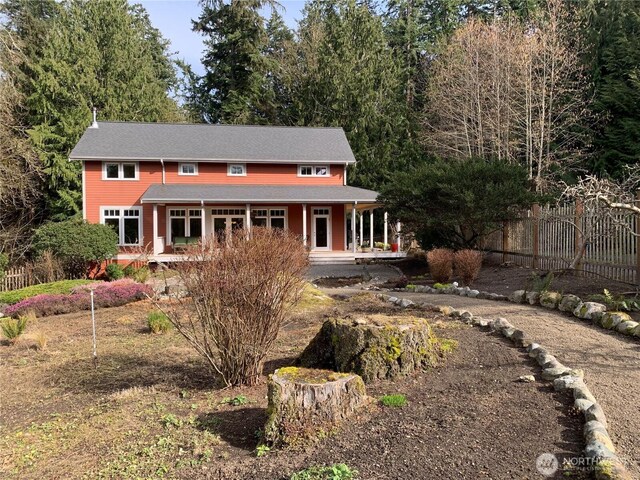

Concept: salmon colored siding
[[84, 160, 347, 253]]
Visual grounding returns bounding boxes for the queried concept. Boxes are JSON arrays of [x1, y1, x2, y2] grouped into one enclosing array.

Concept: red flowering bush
[[4, 280, 152, 318]]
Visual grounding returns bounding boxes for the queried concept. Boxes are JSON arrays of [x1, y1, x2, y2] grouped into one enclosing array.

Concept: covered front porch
[[139, 184, 406, 264]]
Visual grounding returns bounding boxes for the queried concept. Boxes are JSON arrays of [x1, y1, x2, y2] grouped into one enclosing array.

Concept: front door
[[212, 215, 245, 242], [311, 207, 331, 250]]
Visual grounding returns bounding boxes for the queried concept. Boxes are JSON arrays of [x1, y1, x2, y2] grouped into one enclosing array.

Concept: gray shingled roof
[[140, 184, 379, 204], [70, 122, 356, 164]]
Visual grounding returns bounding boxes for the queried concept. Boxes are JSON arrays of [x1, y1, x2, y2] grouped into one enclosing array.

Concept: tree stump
[[263, 367, 369, 447], [298, 315, 454, 383]]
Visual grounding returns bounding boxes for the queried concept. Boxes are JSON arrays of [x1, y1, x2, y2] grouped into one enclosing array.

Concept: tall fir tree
[[1, 0, 181, 219], [192, 0, 274, 124]]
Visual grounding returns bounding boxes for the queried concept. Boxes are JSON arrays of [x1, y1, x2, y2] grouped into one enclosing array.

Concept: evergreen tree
[[1, 0, 181, 218], [192, 0, 274, 124], [585, 0, 640, 178]]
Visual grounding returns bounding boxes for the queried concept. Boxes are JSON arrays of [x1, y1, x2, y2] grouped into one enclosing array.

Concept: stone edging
[[393, 284, 640, 341], [378, 292, 634, 480]]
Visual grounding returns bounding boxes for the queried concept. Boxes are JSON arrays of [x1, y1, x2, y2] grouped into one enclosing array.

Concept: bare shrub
[[426, 248, 454, 283], [166, 227, 309, 387], [32, 250, 65, 283], [453, 250, 483, 286]]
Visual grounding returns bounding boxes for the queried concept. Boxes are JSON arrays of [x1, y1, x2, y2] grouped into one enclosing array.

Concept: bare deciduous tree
[[163, 227, 309, 387], [424, 0, 591, 191]]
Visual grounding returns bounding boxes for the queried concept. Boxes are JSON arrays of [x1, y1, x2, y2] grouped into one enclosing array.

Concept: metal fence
[[480, 202, 640, 284]]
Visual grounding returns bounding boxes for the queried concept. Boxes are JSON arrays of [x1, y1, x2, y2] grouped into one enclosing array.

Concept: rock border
[[379, 292, 633, 480], [393, 284, 640, 341]]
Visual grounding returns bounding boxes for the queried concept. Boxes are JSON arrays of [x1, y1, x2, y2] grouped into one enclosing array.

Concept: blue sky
[[135, 0, 306, 75]]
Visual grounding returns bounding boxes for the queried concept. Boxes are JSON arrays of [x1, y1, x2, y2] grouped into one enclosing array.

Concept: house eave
[[69, 156, 356, 165]]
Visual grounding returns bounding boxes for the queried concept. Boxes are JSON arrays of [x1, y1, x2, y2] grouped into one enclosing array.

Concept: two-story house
[[71, 121, 401, 264]]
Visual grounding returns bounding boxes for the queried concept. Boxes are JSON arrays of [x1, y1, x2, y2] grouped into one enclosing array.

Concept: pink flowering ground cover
[[4, 279, 153, 318]]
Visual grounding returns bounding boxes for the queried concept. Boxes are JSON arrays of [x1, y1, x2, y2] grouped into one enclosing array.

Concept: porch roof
[[140, 184, 379, 204]]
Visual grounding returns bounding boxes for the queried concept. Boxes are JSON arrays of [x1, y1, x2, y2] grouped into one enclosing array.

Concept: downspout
[[160, 158, 165, 184]]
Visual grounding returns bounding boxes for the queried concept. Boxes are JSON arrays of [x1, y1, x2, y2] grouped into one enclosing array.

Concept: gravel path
[[325, 288, 640, 477]]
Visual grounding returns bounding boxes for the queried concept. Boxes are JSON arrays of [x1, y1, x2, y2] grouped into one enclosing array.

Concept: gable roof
[[69, 122, 356, 164], [140, 184, 379, 204]]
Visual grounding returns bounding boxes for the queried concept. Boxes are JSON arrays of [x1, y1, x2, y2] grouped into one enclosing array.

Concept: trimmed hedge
[[4, 279, 152, 318], [0, 279, 95, 305]]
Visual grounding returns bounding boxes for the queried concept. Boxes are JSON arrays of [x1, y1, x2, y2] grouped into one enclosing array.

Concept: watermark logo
[[536, 453, 559, 477]]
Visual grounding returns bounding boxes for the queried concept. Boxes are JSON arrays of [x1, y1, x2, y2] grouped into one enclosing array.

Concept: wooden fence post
[[574, 199, 584, 276], [502, 221, 509, 264], [636, 190, 640, 285], [532, 204, 540, 270]]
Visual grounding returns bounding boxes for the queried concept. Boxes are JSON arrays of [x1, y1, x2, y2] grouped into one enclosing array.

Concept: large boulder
[[526, 291, 541, 305], [616, 320, 638, 335], [573, 302, 607, 320], [540, 291, 562, 309], [508, 290, 526, 303], [559, 294, 581, 312], [298, 315, 453, 383], [263, 367, 369, 447]]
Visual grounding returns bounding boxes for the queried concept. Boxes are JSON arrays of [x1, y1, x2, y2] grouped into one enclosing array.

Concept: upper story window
[[298, 165, 329, 177], [103, 162, 138, 180], [178, 163, 198, 176], [227, 163, 246, 176]]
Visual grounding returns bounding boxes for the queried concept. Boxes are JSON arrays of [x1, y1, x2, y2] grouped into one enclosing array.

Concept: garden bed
[[0, 293, 586, 479]]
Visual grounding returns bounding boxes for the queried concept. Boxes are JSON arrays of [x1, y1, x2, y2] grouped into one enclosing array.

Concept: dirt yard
[[0, 292, 586, 479]]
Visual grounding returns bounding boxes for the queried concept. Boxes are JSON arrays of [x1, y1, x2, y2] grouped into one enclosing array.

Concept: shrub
[[453, 249, 483, 286], [4, 281, 152, 318], [168, 227, 309, 387], [32, 220, 118, 277], [0, 279, 95, 305], [0, 252, 8, 279], [33, 331, 48, 351], [380, 394, 407, 407], [426, 248, 454, 283], [526, 271, 554, 293], [105, 263, 125, 281], [33, 250, 65, 283], [133, 266, 150, 283], [1, 315, 28, 344], [147, 310, 172, 334], [290, 464, 358, 480]]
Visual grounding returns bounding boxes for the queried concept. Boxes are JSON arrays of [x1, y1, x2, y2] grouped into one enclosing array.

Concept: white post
[[91, 289, 97, 367], [246, 203, 251, 235], [369, 209, 374, 249], [396, 221, 402, 250], [359, 211, 363, 247], [351, 205, 357, 253], [152, 204, 158, 255], [302, 203, 307, 246], [384, 211, 388, 249], [201, 202, 206, 243]]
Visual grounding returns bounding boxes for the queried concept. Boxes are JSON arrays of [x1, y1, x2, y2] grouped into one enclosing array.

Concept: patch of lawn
[[380, 394, 407, 407], [290, 464, 358, 480], [0, 280, 95, 305]]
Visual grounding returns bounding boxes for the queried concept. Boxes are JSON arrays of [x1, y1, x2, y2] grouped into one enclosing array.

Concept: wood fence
[[0, 266, 35, 292], [480, 201, 640, 284]]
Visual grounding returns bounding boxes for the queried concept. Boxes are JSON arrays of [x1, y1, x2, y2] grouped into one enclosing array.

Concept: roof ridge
[[95, 121, 345, 131]]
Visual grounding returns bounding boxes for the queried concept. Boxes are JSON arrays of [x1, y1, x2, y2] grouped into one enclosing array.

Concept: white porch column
[[152, 204, 158, 255], [351, 204, 357, 253], [396, 221, 402, 250], [369, 209, 374, 249], [383, 211, 388, 248], [201, 202, 206, 243], [302, 204, 307, 247], [359, 211, 363, 247], [246, 203, 251, 234]]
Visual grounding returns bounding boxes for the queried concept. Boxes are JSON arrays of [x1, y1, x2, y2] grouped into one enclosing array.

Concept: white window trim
[[227, 163, 247, 176], [99, 206, 143, 246], [178, 162, 198, 176], [102, 161, 139, 181], [166, 206, 205, 245], [311, 205, 332, 250], [250, 206, 289, 230], [298, 165, 330, 177]]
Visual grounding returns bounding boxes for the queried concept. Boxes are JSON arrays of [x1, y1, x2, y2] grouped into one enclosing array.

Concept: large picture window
[[251, 208, 287, 229], [169, 208, 203, 244], [102, 207, 142, 245]]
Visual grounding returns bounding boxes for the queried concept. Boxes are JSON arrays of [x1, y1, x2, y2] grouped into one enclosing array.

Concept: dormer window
[[228, 163, 246, 176], [102, 162, 138, 180], [179, 163, 198, 176], [299, 165, 329, 177]]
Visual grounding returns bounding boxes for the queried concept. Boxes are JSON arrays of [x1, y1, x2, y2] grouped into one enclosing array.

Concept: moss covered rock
[[263, 367, 369, 447], [297, 315, 454, 383], [559, 294, 582, 312], [540, 291, 562, 309], [600, 312, 632, 330], [573, 302, 607, 320]]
